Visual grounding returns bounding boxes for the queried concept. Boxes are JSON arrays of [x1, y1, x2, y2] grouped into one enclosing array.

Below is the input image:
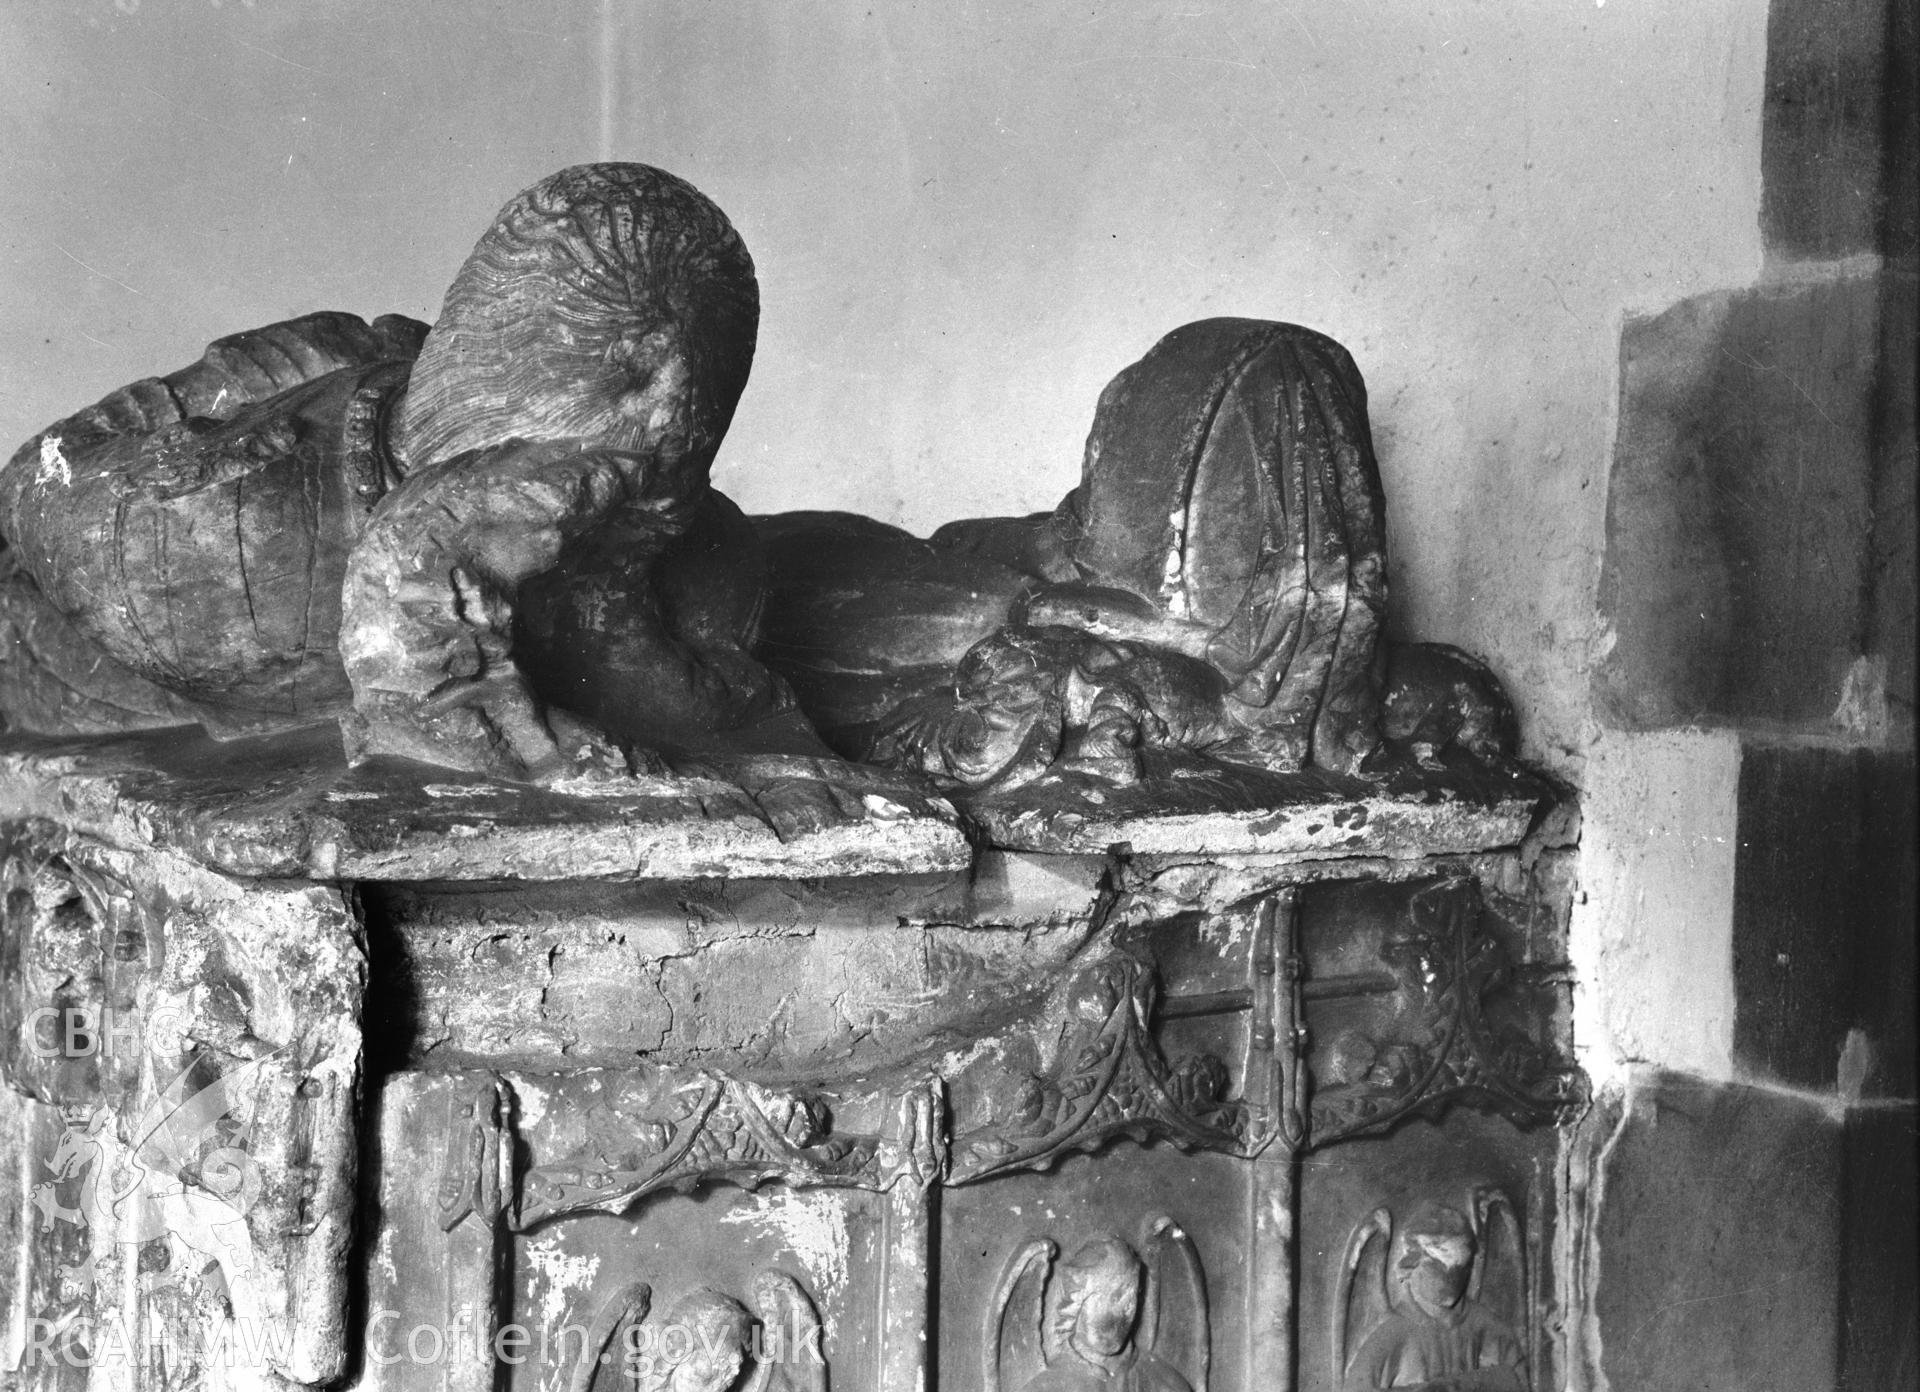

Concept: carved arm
[[339, 441, 681, 781]]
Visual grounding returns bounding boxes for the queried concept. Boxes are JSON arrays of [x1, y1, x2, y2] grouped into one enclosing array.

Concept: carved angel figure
[[575, 1271, 825, 1392], [1333, 1191, 1528, 1392], [988, 1219, 1208, 1392]]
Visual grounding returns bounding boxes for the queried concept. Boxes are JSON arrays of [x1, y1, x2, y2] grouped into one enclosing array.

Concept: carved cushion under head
[[395, 162, 760, 483]]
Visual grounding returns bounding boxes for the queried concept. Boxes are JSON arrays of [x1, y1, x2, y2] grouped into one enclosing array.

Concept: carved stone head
[[655, 1287, 754, 1392], [1394, 1201, 1476, 1320], [1057, 1234, 1145, 1359], [397, 162, 759, 490]]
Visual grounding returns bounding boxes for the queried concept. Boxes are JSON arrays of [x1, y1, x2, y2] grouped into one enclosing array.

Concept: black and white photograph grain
[[0, 3, 1913, 1389]]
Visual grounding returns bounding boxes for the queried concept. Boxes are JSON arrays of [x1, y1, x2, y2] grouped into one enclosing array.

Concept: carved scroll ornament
[[435, 1069, 944, 1231], [1307, 879, 1585, 1148], [949, 953, 1254, 1185]]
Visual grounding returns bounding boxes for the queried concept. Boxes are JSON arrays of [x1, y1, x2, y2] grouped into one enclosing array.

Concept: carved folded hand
[[339, 442, 674, 781]]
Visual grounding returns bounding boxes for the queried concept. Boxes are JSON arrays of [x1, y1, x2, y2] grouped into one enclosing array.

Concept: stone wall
[[1568, 0, 1916, 1383]]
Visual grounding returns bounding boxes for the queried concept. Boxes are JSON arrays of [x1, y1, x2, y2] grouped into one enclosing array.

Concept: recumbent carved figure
[[0, 161, 1513, 789]]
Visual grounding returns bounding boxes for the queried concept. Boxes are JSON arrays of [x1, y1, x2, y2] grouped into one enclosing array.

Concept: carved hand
[[339, 440, 682, 782]]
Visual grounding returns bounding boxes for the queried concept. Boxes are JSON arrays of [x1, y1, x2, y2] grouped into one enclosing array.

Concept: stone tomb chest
[[0, 162, 1585, 1392], [0, 729, 1579, 1392]]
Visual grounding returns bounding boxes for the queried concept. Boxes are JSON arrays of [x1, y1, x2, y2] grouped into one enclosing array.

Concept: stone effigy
[[757, 317, 1394, 787], [0, 164, 1506, 795], [0, 163, 1582, 1392], [0, 165, 794, 781]]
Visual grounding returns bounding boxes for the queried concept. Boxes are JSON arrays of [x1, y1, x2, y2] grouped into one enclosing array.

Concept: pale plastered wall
[[1, 0, 1768, 777]]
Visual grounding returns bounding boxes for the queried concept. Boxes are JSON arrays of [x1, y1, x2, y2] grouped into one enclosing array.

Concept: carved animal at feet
[[1380, 642, 1519, 768], [0, 163, 806, 780]]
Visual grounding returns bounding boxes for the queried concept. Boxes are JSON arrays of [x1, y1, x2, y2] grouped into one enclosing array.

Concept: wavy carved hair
[[396, 163, 758, 471]]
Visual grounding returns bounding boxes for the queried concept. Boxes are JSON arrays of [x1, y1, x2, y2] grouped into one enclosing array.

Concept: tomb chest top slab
[[0, 725, 1563, 884]]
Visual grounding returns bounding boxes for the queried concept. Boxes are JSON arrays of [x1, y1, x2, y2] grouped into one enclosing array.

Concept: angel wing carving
[[986, 1218, 1205, 1392], [569, 1280, 652, 1392], [986, 1238, 1056, 1392], [1139, 1216, 1209, 1392], [1332, 1191, 1529, 1392], [1469, 1188, 1528, 1360], [1332, 1207, 1394, 1390]]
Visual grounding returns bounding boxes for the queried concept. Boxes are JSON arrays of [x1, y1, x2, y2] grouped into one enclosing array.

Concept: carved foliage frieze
[[938, 887, 1302, 1184], [429, 1068, 944, 1231], [1306, 879, 1585, 1148], [429, 876, 1582, 1221], [948, 953, 1253, 1185]]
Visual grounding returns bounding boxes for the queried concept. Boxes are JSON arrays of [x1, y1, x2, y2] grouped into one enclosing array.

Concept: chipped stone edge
[[0, 749, 974, 883], [971, 793, 1545, 860]]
